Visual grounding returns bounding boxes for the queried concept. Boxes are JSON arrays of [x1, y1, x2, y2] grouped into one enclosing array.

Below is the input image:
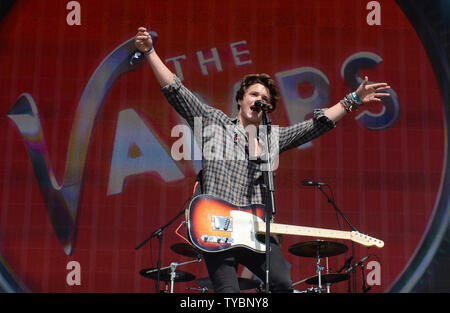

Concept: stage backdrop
[[0, 0, 448, 293]]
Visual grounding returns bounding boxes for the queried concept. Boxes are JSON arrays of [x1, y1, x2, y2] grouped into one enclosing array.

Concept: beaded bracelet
[[340, 92, 363, 113]]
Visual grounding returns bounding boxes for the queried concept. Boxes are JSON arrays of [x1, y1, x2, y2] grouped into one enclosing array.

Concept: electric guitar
[[186, 194, 384, 253]]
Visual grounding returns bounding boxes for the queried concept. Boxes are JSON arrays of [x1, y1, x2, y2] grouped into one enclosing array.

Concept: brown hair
[[235, 73, 280, 112]]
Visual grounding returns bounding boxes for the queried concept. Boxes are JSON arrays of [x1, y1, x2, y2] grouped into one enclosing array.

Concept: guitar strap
[[180, 169, 204, 246], [192, 169, 204, 197]]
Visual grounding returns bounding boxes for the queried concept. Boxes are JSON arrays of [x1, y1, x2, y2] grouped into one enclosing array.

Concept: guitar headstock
[[350, 231, 384, 248]]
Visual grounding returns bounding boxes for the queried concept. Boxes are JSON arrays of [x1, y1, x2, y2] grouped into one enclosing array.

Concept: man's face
[[237, 83, 271, 126]]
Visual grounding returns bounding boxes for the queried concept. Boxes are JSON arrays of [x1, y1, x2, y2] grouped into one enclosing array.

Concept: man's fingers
[[375, 93, 390, 97], [362, 76, 369, 86], [368, 82, 389, 89]]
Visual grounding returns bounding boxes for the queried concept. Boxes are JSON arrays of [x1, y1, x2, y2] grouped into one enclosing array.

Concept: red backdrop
[[0, 0, 445, 293]]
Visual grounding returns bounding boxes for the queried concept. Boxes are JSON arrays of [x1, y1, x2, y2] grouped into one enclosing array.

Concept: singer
[[135, 26, 390, 293]]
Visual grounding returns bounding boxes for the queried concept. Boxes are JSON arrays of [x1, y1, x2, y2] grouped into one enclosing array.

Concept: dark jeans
[[203, 239, 293, 293]]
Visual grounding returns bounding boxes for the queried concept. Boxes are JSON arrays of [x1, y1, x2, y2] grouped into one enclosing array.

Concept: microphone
[[345, 254, 373, 273], [251, 100, 274, 112], [355, 254, 372, 267], [301, 180, 327, 186], [130, 30, 158, 66]]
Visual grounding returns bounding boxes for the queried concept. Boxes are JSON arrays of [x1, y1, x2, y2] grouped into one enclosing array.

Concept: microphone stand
[[360, 264, 371, 293], [315, 184, 358, 293], [260, 109, 276, 293], [135, 205, 187, 293]]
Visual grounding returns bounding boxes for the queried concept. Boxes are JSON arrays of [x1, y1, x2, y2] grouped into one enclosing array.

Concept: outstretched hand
[[355, 76, 391, 104], [135, 27, 153, 54]]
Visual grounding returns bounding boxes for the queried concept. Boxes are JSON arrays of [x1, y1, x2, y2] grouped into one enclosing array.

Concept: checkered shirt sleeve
[[161, 75, 218, 129], [279, 109, 335, 153]]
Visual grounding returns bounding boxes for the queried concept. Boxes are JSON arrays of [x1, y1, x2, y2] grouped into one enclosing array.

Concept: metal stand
[[314, 249, 331, 293], [315, 250, 323, 293], [260, 110, 276, 293], [316, 184, 358, 293], [135, 202, 189, 293], [143, 258, 201, 293], [325, 257, 331, 293]]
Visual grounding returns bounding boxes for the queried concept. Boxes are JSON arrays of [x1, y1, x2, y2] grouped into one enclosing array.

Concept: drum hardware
[[140, 258, 201, 293], [185, 287, 209, 293], [195, 277, 261, 291], [304, 273, 350, 286], [289, 240, 348, 293], [293, 286, 323, 293]]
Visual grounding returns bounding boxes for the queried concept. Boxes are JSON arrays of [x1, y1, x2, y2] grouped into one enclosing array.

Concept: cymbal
[[196, 277, 261, 291], [139, 268, 196, 282], [305, 273, 350, 285], [171, 243, 203, 259], [288, 240, 348, 258]]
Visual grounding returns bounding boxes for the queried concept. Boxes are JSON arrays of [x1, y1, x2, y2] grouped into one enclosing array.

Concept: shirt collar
[[231, 117, 239, 124]]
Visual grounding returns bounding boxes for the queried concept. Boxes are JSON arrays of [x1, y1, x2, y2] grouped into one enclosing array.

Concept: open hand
[[355, 76, 391, 104]]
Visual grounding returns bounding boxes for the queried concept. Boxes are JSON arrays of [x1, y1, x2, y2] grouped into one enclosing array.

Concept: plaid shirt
[[162, 76, 335, 206]]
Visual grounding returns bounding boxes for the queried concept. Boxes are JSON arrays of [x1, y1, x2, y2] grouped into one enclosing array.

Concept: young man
[[135, 27, 390, 293]]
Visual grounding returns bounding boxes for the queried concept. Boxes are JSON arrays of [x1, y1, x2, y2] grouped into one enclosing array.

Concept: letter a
[[107, 109, 184, 195], [366, 1, 381, 26], [66, 1, 81, 26], [366, 260, 381, 286], [66, 261, 81, 286]]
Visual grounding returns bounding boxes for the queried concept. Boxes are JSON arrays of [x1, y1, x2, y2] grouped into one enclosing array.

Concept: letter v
[[7, 32, 158, 255]]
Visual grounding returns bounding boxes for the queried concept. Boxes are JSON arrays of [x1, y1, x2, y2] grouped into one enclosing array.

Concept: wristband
[[351, 91, 362, 105], [144, 47, 155, 55]]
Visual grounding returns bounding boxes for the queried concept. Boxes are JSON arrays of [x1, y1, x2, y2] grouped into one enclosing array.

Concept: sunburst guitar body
[[186, 195, 384, 253]]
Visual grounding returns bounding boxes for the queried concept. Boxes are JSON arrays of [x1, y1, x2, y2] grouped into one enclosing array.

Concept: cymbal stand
[[325, 257, 331, 293], [146, 258, 201, 293], [315, 249, 323, 293]]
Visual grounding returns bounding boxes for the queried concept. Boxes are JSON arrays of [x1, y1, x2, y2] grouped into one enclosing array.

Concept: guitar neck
[[255, 221, 351, 241]]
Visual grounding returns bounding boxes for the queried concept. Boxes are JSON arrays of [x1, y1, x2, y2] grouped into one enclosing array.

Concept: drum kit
[[139, 239, 350, 293], [139, 242, 264, 293]]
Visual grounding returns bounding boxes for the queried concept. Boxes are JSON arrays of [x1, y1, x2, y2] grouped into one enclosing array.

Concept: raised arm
[[324, 76, 391, 122], [279, 76, 391, 153], [135, 27, 174, 87], [134, 27, 218, 128]]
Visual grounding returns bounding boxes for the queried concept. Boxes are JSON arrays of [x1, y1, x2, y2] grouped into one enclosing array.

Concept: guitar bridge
[[211, 216, 233, 231]]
